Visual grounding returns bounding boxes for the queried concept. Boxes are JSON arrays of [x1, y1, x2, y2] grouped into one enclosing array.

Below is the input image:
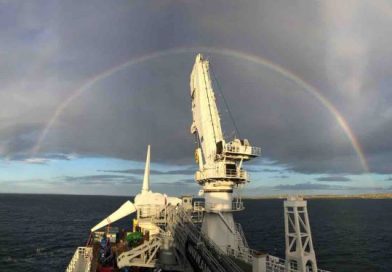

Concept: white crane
[[190, 54, 261, 251]]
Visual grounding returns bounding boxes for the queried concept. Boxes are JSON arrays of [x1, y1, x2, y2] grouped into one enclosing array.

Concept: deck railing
[[137, 205, 167, 222], [224, 144, 261, 156], [195, 168, 249, 181], [224, 249, 331, 272], [265, 255, 331, 272], [193, 200, 244, 212], [235, 223, 249, 248], [66, 247, 92, 272]]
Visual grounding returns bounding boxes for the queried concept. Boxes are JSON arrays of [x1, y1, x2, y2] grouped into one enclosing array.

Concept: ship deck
[[88, 227, 144, 272]]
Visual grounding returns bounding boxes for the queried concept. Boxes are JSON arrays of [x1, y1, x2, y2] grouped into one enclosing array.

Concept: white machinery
[[190, 54, 261, 251], [91, 145, 181, 234], [88, 145, 182, 269]]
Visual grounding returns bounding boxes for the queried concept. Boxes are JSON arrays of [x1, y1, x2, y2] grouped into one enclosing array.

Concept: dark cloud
[[59, 175, 140, 185], [100, 168, 196, 176], [1, 0, 392, 175], [58, 174, 195, 188], [182, 179, 196, 184], [0, 123, 42, 158], [315, 176, 351, 182], [41, 153, 74, 160], [156, 179, 197, 186], [273, 175, 289, 179], [11, 153, 75, 164], [248, 168, 282, 173]]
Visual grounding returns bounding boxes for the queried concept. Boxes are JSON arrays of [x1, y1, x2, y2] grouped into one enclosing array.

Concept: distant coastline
[[244, 193, 392, 200], [1, 192, 392, 199]]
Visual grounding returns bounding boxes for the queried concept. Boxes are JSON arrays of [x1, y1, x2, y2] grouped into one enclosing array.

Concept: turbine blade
[[91, 200, 136, 232]]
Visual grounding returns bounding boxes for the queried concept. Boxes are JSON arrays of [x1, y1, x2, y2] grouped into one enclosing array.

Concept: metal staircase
[[235, 223, 249, 248]]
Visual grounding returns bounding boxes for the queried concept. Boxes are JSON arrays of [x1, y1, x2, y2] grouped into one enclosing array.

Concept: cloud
[[57, 174, 195, 187], [20, 153, 75, 164], [23, 158, 49, 164], [41, 153, 76, 160], [273, 175, 289, 179], [248, 168, 281, 173], [181, 179, 195, 184], [1, 0, 392, 179], [315, 176, 351, 182], [100, 168, 196, 176], [156, 179, 197, 186], [0, 123, 42, 159], [58, 174, 140, 185]]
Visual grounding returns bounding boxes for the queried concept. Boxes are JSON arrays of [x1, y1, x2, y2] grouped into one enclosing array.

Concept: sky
[[1, 0, 392, 196]]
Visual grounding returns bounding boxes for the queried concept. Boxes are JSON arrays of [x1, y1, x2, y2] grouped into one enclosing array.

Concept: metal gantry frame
[[284, 196, 318, 272], [117, 235, 161, 268]]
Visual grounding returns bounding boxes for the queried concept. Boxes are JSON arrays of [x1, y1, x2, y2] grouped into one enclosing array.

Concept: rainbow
[[31, 47, 369, 173]]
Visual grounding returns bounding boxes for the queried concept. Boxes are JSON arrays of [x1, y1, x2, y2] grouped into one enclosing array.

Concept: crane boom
[[190, 54, 261, 183], [190, 54, 224, 167]]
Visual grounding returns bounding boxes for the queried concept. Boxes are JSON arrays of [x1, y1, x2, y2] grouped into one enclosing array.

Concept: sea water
[[0, 194, 391, 271]]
